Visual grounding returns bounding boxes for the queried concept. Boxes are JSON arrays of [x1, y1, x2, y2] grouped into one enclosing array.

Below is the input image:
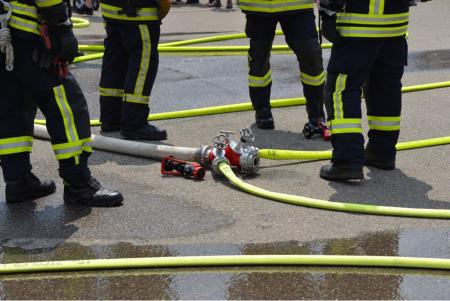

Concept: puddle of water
[[1, 228, 450, 299]]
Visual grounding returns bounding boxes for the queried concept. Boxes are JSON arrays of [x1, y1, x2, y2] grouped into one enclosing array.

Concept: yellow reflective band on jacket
[[8, 15, 40, 35], [53, 85, 82, 162], [9, 2, 38, 19], [368, 116, 401, 131], [35, 0, 62, 8], [124, 93, 150, 105], [249, 70, 272, 88], [99, 87, 124, 98], [333, 74, 347, 120], [328, 118, 362, 135], [0, 136, 33, 155], [101, 3, 159, 21], [134, 24, 151, 96], [337, 13, 409, 26], [300, 71, 325, 87], [52, 138, 92, 160], [239, 0, 314, 13], [337, 25, 408, 38]]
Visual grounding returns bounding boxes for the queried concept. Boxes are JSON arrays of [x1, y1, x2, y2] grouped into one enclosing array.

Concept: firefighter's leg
[[12, 37, 123, 206], [120, 23, 167, 141], [280, 12, 326, 123], [245, 13, 277, 129], [0, 55, 56, 203], [320, 40, 380, 181], [99, 21, 128, 132], [365, 38, 407, 170]]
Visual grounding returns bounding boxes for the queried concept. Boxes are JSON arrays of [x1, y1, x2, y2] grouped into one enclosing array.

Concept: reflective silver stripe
[[0, 141, 33, 150], [333, 74, 346, 119], [125, 94, 149, 104], [368, 121, 400, 127], [54, 86, 76, 142], [135, 25, 151, 96], [54, 145, 82, 156], [337, 15, 409, 24], [331, 123, 362, 129], [8, 16, 39, 34], [249, 71, 272, 87], [11, 3, 38, 17], [338, 26, 407, 37], [239, 0, 312, 9], [99, 87, 124, 97], [300, 71, 325, 86], [374, 0, 382, 14]]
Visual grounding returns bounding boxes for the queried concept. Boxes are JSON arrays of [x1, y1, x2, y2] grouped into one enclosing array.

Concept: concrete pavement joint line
[[2, 255, 450, 275]]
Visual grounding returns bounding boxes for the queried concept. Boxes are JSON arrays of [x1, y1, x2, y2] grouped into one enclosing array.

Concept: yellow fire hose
[[32, 80, 450, 126], [218, 162, 450, 219], [71, 17, 90, 29], [12, 23, 450, 278], [2, 254, 450, 275], [260, 136, 450, 161]]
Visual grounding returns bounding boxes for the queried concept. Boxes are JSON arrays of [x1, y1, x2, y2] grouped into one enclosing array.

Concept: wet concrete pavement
[[2, 0, 450, 299]]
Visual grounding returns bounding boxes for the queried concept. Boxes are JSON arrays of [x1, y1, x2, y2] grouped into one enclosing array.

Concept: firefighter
[[319, 0, 431, 181], [239, 0, 330, 140], [98, 0, 170, 140], [0, 0, 123, 205]]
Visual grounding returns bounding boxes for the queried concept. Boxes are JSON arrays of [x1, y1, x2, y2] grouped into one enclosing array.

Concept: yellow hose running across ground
[[71, 17, 90, 29], [260, 136, 450, 160], [2, 255, 450, 275], [32, 80, 450, 126], [218, 162, 450, 219]]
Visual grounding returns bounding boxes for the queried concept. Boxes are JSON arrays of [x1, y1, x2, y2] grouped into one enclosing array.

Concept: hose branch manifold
[[196, 128, 260, 175]]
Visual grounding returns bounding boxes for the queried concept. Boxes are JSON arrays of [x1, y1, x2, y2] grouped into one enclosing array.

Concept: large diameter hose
[[33, 125, 198, 161], [2, 255, 450, 275], [260, 136, 450, 161], [218, 162, 450, 219]]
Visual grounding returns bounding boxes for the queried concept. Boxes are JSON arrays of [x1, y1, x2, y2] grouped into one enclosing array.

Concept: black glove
[[320, 12, 342, 45], [33, 25, 78, 69]]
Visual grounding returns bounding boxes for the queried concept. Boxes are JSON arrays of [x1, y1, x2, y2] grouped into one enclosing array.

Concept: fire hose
[[8, 24, 450, 277], [2, 254, 450, 275]]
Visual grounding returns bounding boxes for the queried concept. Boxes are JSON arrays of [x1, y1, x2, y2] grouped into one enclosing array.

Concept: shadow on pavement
[[327, 167, 450, 209], [0, 202, 91, 255]]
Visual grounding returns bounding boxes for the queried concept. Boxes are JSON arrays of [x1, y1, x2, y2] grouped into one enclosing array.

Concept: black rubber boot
[[226, 0, 232, 8], [121, 123, 168, 141], [364, 149, 396, 170], [64, 176, 124, 207], [186, 0, 199, 4], [255, 107, 275, 130], [6, 173, 56, 203], [320, 164, 364, 181]]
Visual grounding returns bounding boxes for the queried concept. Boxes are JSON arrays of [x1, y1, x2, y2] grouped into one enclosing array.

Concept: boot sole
[[6, 187, 56, 204], [64, 194, 123, 207], [320, 171, 364, 181]]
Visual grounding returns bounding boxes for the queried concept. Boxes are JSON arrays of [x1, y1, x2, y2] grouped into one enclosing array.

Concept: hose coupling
[[212, 156, 230, 175], [239, 145, 260, 174]]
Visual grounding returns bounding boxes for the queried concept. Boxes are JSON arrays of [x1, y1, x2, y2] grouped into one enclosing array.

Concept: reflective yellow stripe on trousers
[[249, 70, 272, 88], [368, 116, 401, 131], [124, 25, 151, 105], [0, 136, 33, 155], [53, 85, 81, 163], [300, 71, 326, 87]]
